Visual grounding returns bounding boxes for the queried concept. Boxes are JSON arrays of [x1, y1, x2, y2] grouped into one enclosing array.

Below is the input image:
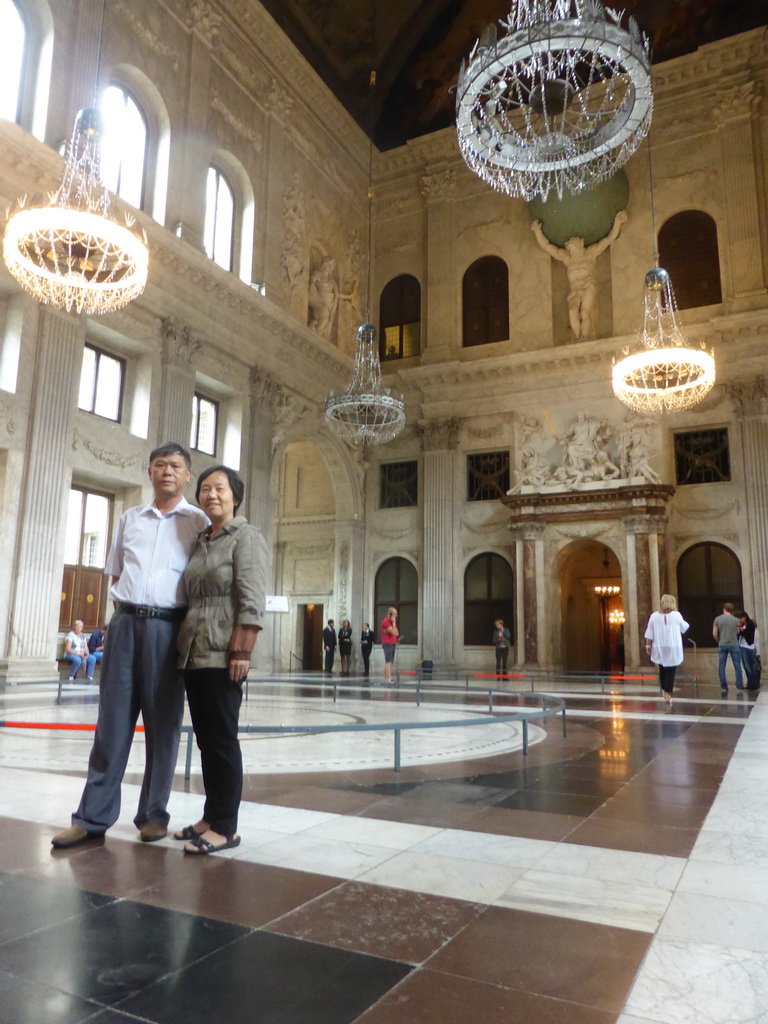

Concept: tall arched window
[[374, 557, 418, 645], [204, 166, 235, 272], [380, 274, 421, 360], [463, 256, 509, 347], [677, 542, 743, 648], [100, 85, 148, 209], [464, 553, 514, 645], [659, 211, 722, 309], [0, 0, 25, 124]]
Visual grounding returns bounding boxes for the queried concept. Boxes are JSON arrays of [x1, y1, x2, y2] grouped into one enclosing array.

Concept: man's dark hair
[[149, 442, 192, 470], [195, 465, 245, 513], [723, 602, 734, 613], [328, 619, 334, 625]]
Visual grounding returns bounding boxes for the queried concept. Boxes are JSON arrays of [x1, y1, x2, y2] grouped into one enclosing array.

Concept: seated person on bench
[[64, 620, 98, 680]]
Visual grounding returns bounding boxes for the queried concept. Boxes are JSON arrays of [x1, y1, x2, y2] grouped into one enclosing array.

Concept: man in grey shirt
[[713, 602, 745, 693]]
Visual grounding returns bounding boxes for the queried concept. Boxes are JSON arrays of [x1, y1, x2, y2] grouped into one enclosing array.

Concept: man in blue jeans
[[713, 602, 744, 693]]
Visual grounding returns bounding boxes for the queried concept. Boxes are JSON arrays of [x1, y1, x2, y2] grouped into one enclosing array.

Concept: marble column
[[158, 319, 199, 448], [334, 520, 366, 669], [509, 523, 544, 666], [261, 82, 296, 303], [420, 170, 456, 354], [728, 381, 768, 626], [0, 308, 85, 681], [421, 418, 460, 666], [626, 516, 655, 668], [714, 82, 765, 298]]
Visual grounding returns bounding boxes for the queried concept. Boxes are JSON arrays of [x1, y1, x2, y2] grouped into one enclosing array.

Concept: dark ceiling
[[258, 0, 766, 149]]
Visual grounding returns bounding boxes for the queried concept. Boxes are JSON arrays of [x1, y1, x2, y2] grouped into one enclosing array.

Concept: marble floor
[[0, 674, 761, 1023]]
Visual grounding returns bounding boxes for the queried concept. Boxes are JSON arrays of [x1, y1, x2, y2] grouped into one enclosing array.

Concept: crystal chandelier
[[612, 268, 715, 414], [325, 323, 406, 445], [324, 65, 406, 447], [3, 107, 149, 316], [456, 0, 653, 201]]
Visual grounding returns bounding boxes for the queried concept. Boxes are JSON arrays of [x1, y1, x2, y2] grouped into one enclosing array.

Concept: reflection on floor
[[0, 675, 762, 1023]]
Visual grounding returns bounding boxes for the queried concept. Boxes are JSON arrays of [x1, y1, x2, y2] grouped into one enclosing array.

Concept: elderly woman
[[64, 620, 97, 680], [644, 594, 689, 707], [175, 465, 267, 855]]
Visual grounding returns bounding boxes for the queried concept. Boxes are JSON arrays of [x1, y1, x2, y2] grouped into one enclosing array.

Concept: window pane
[[490, 555, 514, 598], [710, 546, 741, 593], [196, 397, 217, 455], [0, 0, 25, 123], [78, 346, 97, 412], [214, 173, 234, 270], [100, 86, 147, 208], [93, 353, 122, 420], [399, 561, 418, 602], [82, 493, 110, 568], [376, 559, 397, 601], [119, 95, 147, 208], [402, 322, 420, 358], [204, 167, 217, 260], [465, 557, 488, 600], [63, 490, 84, 564]]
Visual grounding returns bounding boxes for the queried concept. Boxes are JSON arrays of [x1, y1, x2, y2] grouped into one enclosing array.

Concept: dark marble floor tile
[[353, 968, 619, 1024], [564, 816, 698, 857], [636, 760, 725, 789], [265, 786, 384, 814], [0, 968, 103, 1024], [81, 1012, 154, 1023], [0, 872, 113, 944], [427, 905, 649, 1013], [591, 789, 710, 829], [266, 881, 483, 964], [139, 858, 341, 928], [399, 780, 511, 806], [118, 930, 411, 1024], [339, 781, 422, 796], [493, 789, 606, 816], [458, 805, 583, 841], [534, 772, 625, 800], [358, 798, 479, 829], [0, 899, 249, 1006]]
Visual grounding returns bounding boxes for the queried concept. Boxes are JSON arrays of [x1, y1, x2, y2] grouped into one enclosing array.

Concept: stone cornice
[[652, 28, 768, 103], [502, 484, 676, 527]]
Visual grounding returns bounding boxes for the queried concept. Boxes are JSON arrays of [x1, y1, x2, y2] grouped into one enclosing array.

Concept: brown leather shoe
[[51, 825, 104, 849], [139, 822, 168, 842]]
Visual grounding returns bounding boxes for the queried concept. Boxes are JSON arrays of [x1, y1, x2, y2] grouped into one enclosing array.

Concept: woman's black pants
[[658, 664, 677, 694], [495, 647, 509, 674], [185, 668, 243, 836]]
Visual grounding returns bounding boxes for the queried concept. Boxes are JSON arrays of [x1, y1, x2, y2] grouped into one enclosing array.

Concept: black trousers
[[185, 668, 243, 836], [495, 647, 509, 674], [361, 645, 371, 675], [324, 648, 335, 673], [658, 664, 677, 694]]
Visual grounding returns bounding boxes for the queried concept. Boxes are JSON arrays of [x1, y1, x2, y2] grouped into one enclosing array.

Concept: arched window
[[677, 542, 743, 649], [205, 166, 235, 272], [658, 211, 722, 310], [380, 274, 420, 360], [463, 256, 509, 348], [464, 552, 514, 646], [374, 557, 418, 645], [0, 0, 25, 124], [100, 85, 148, 210]]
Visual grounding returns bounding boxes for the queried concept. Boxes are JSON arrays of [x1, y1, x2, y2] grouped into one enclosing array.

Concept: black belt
[[117, 603, 186, 622]]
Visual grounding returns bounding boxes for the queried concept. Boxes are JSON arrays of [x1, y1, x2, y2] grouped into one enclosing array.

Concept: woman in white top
[[64, 620, 97, 680], [644, 594, 689, 707]]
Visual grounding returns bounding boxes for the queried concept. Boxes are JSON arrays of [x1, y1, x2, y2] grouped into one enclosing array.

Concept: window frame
[[379, 274, 421, 361], [191, 390, 219, 456], [99, 83, 149, 210], [59, 485, 114, 632], [204, 164, 236, 273], [374, 557, 418, 646], [78, 343, 125, 423], [674, 428, 731, 486], [379, 460, 419, 509], [463, 552, 515, 646], [676, 541, 743, 649], [462, 255, 510, 348], [467, 450, 511, 502]]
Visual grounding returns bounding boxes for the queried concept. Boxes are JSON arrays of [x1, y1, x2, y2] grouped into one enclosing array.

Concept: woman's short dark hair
[[196, 465, 245, 513]]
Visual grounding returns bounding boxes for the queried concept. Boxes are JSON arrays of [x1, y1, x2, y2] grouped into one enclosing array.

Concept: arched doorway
[[559, 540, 623, 672]]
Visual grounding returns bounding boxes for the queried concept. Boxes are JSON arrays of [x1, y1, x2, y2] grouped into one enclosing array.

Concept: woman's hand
[[229, 658, 250, 681]]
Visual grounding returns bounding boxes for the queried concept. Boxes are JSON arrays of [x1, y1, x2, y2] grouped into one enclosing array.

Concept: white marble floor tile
[[691, 828, 768, 869], [301, 815, 442, 849], [678, 860, 768, 905], [616, 1016, 667, 1024], [241, 833, 398, 878], [357, 850, 519, 903], [533, 843, 685, 889], [410, 828, 554, 867], [623, 938, 768, 1024], [659, 891, 768, 955], [495, 870, 671, 932]]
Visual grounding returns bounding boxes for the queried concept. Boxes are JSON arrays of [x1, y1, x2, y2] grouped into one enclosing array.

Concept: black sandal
[[173, 824, 206, 841], [183, 834, 241, 856]]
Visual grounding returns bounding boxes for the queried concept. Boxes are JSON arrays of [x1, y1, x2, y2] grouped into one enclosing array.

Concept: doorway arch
[[557, 540, 623, 672]]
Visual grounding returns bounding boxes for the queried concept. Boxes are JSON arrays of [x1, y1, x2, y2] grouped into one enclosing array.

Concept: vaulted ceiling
[[257, 0, 766, 149]]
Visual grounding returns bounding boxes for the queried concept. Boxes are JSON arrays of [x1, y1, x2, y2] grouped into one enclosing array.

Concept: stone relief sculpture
[[507, 410, 661, 495], [531, 210, 627, 340], [307, 255, 353, 341], [280, 174, 305, 299]]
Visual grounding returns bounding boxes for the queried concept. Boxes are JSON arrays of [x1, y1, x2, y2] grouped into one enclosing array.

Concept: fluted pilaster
[[421, 170, 456, 352], [421, 418, 459, 665]]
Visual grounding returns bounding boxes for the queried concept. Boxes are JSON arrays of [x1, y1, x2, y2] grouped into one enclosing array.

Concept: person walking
[[175, 465, 266, 855], [492, 619, 511, 677], [360, 623, 375, 677], [381, 606, 398, 683], [52, 443, 208, 848], [644, 594, 689, 707], [713, 602, 745, 694], [323, 619, 336, 674]]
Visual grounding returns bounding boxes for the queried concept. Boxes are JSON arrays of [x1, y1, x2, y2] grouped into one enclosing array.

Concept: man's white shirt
[[106, 497, 209, 608]]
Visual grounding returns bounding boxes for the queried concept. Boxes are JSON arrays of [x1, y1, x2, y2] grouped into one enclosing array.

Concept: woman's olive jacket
[[178, 516, 267, 670]]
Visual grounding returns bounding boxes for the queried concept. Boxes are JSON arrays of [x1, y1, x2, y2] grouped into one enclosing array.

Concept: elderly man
[[52, 443, 208, 847]]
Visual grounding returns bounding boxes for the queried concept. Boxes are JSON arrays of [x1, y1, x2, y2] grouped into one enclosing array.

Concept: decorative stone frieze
[[419, 418, 461, 452], [420, 169, 456, 203]]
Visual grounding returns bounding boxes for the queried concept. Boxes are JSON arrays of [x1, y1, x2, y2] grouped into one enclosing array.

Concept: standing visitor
[[737, 610, 760, 691], [360, 623, 375, 677], [713, 602, 745, 694], [381, 606, 398, 683], [492, 619, 511, 677], [323, 619, 337, 675], [338, 619, 353, 676]]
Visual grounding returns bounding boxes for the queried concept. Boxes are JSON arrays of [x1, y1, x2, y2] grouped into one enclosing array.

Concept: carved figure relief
[[307, 254, 354, 343], [531, 211, 627, 340], [280, 173, 306, 302]]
